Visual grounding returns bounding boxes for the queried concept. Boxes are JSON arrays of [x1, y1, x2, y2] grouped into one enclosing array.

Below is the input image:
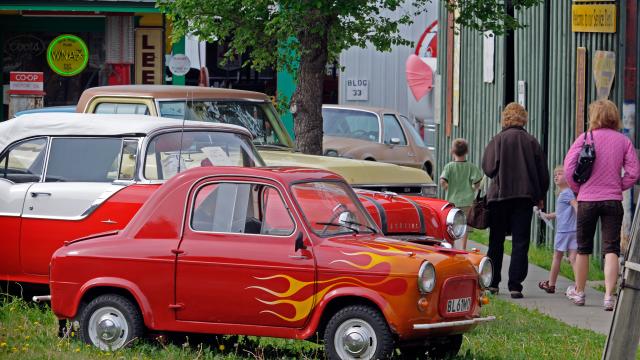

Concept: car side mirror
[[295, 232, 307, 252], [389, 137, 401, 145]]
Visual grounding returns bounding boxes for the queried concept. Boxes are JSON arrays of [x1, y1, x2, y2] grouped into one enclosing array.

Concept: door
[[19, 137, 137, 276], [175, 180, 316, 328], [381, 114, 413, 166]]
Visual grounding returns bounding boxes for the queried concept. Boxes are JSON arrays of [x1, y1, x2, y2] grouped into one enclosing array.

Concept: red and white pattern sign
[[9, 72, 44, 95]]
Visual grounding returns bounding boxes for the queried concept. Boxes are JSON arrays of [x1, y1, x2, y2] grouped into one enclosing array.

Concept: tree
[[159, 0, 543, 155]]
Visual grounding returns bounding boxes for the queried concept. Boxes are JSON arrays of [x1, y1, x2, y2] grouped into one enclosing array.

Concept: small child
[[537, 166, 578, 294], [439, 138, 483, 250]]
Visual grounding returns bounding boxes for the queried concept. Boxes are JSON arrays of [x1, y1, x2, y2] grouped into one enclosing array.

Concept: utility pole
[[603, 199, 640, 359]]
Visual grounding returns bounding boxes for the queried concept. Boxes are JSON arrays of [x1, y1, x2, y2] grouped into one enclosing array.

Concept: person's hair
[[501, 102, 528, 128], [451, 138, 468, 156], [588, 99, 621, 130], [554, 165, 565, 195]]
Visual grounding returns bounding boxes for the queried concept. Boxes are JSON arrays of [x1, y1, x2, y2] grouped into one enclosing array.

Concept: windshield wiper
[[316, 222, 359, 234], [341, 220, 378, 234]]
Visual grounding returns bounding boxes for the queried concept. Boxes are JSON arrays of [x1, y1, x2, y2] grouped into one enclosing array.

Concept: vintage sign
[[572, 4, 616, 33], [593, 50, 616, 99], [346, 79, 369, 101], [169, 54, 191, 76], [46, 34, 89, 77], [517, 81, 526, 109], [9, 72, 44, 95], [575, 47, 586, 136], [135, 28, 163, 85]]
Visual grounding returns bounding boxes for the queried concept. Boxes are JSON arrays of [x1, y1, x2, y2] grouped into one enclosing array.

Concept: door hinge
[[168, 303, 184, 310], [171, 249, 184, 255]]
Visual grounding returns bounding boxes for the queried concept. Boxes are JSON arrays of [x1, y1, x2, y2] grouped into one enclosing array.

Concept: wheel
[[423, 162, 433, 179], [400, 334, 463, 359], [323, 305, 394, 360], [77, 294, 144, 351]]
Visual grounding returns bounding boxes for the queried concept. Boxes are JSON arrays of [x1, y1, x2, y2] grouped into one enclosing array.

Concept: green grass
[[469, 230, 605, 282], [0, 293, 616, 359]]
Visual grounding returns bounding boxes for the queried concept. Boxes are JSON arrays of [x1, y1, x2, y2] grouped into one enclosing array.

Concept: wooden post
[[575, 47, 586, 137], [603, 199, 640, 359]]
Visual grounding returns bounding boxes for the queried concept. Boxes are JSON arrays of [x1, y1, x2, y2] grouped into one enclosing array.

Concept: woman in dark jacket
[[482, 102, 550, 298]]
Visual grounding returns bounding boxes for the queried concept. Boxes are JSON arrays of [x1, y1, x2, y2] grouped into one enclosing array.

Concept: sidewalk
[[469, 240, 613, 335]]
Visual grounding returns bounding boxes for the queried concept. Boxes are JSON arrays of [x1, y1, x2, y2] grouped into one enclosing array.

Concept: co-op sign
[[9, 71, 44, 96]]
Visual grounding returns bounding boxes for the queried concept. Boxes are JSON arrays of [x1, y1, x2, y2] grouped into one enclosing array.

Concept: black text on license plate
[[446, 297, 471, 313]]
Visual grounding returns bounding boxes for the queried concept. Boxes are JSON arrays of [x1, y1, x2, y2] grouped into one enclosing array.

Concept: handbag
[[467, 190, 489, 229], [572, 131, 596, 184]]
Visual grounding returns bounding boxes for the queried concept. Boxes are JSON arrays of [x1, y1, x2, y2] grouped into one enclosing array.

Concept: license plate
[[446, 297, 471, 314]]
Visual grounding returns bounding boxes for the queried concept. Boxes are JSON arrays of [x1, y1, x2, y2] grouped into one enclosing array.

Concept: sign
[[593, 50, 616, 99], [575, 47, 586, 136], [483, 31, 494, 83], [517, 81, 526, 108], [169, 54, 191, 76], [46, 34, 89, 77], [572, 4, 616, 33], [346, 79, 369, 101], [9, 72, 44, 95], [135, 28, 163, 85]]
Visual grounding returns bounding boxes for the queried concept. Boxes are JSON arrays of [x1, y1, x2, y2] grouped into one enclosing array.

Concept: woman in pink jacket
[[564, 99, 640, 310]]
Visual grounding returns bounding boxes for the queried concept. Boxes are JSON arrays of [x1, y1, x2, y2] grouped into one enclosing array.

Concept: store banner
[[9, 71, 44, 95], [135, 28, 163, 85]]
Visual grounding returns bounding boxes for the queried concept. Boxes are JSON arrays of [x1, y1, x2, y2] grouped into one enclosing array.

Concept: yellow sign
[[135, 28, 163, 85], [47, 34, 89, 77], [572, 4, 616, 33]]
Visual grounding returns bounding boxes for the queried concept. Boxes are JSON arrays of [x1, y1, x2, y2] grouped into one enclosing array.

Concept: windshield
[[158, 101, 293, 148], [144, 130, 264, 180], [291, 181, 378, 237], [322, 108, 380, 142]]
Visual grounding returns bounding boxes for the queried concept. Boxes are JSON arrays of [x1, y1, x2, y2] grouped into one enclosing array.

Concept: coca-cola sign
[[4, 35, 46, 57]]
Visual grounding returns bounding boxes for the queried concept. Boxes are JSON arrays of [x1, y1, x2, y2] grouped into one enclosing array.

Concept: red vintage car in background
[[50, 166, 494, 359], [0, 114, 465, 287]]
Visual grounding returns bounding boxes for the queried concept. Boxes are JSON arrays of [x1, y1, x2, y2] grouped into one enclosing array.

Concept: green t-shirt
[[440, 161, 483, 207]]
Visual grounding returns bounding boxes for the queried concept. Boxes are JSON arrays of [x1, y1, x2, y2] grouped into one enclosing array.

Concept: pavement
[[468, 240, 614, 335]]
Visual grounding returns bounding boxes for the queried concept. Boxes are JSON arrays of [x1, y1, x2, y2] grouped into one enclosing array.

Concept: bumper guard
[[413, 315, 496, 330]]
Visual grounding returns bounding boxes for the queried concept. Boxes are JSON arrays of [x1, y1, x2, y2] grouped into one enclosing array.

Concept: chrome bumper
[[413, 316, 496, 330]]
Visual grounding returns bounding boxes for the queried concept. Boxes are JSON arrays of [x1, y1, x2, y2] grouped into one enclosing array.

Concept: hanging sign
[[135, 28, 163, 84], [46, 34, 89, 77], [572, 4, 616, 33], [593, 50, 616, 99], [169, 54, 191, 76]]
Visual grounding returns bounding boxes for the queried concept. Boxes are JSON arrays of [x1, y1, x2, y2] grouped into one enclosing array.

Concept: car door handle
[[30, 192, 52, 197], [407, 153, 416, 157], [288, 255, 309, 260]]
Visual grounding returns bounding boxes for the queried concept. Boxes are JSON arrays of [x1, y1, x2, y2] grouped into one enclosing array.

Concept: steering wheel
[[321, 203, 349, 234], [351, 129, 369, 140]]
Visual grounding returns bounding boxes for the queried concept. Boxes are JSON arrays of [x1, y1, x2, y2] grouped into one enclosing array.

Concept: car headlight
[[418, 261, 436, 293], [477, 257, 493, 289], [324, 149, 339, 157], [421, 185, 437, 197], [446, 208, 467, 239]]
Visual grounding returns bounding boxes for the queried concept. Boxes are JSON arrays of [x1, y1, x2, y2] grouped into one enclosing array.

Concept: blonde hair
[[588, 99, 621, 130], [501, 102, 528, 128], [451, 138, 469, 156], [554, 165, 565, 195]]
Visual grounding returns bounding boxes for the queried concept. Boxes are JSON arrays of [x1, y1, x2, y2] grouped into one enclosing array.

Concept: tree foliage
[[159, 0, 543, 154]]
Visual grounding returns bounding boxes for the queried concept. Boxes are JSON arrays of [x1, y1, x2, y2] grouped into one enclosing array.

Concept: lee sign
[[346, 79, 369, 101], [9, 72, 44, 95], [135, 28, 163, 85]]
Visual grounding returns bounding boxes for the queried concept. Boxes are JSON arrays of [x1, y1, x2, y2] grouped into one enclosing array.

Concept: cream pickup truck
[[76, 85, 435, 196]]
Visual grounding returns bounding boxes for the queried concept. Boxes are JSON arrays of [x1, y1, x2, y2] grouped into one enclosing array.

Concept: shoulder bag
[[467, 190, 489, 229], [572, 131, 596, 184]]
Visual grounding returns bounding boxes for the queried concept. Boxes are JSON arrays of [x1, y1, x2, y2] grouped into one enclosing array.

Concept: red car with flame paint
[[50, 166, 494, 359], [0, 114, 465, 287]]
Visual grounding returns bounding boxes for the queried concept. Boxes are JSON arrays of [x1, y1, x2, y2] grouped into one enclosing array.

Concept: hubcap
[[334, 318, 377, 359], [88, 306, 128, 350]]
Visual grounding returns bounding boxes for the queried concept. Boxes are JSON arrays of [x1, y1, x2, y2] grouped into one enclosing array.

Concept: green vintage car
[[76, 85, 435, 196]]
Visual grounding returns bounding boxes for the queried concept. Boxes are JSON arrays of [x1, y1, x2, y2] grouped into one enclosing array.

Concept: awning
[[0, 1, 160, 13]]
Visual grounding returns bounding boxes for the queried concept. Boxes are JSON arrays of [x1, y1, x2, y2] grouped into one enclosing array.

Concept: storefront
[[0, 1, 166, 121]]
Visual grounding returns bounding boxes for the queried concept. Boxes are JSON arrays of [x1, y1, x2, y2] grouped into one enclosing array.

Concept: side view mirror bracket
[[295, 232, 307, 252]]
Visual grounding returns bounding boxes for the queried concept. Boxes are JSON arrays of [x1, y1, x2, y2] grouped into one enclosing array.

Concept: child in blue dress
[[537, 166, 578, 293]]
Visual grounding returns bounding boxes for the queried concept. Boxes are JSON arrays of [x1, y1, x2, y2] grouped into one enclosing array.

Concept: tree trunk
[[291, 18, 329, 155]]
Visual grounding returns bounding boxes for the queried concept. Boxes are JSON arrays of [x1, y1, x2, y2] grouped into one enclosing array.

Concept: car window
[[322, 108, 380, 142], [0, 137, 47, 183], [118, 140, 139, 180], [45, 138, 124, 182], [94, 102, 149, 115], [144, 131, 263, 180], [382, 114, 407, 145], [191, 182, 294, 236], [399, 116, 427, 148]]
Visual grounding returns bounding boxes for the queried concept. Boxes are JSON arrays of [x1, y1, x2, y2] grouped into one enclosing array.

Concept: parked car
[[75, 85, 436, 196], [322, 105, 435, 177], [50, 166, 494, 358], [0, 113, 465, 286]]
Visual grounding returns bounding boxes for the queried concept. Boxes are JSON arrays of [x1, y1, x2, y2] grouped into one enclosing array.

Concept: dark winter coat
[[482, 126, 549, 204]]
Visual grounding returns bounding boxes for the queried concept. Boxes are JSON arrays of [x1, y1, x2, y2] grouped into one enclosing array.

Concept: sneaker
[[510, 291, 524, 299], [566, 286, 585, 306], [487, 287, 499, 295], [603, 296, 615, 311]]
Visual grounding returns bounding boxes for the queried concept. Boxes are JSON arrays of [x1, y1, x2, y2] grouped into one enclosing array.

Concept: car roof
[[322, 104, 396, 114], [77, 85, 271, 112], [0, 113, 251, 151]]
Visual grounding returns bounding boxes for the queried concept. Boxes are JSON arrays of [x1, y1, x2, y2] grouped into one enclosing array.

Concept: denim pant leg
[[507, 199, 533, 292], [488, 201, 507, 288]]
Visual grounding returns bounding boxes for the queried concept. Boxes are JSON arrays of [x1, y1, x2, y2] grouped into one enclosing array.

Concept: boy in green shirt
[[440, 138, 483, 249]]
